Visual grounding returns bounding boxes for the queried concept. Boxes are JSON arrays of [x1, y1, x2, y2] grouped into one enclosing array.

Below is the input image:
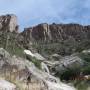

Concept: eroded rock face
[[0, 14, 18, 32], [21, 23, 90, 43]]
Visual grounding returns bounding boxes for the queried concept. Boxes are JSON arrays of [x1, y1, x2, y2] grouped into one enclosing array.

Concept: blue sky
[[0, 0, 90, 31]]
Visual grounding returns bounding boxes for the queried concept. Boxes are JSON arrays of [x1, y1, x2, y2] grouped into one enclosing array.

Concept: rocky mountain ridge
[[0, 14, 90, 48], [20, 23, 90, 56], [0, 14, 90, 43], [0, 14, 89, 90], [0, 14, 90, 56], [21, 23, 90, 43]]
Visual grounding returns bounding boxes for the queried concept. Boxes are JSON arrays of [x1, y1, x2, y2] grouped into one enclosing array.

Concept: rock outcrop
[[53, 55, 84, 74], [21, 23, 90, 43], [0, 14, 18, 32], [0, 48, 76, 90], [0, 79, 16, 90]]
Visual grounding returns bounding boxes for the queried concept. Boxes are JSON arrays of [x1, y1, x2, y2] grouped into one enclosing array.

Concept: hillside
[[0, 14, 90, 90]]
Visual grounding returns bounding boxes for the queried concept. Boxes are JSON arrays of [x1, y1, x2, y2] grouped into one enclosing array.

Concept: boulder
[[24, 49, 34, 57], [0, 79, 16, 90], [24, 49, 46, 61], [53, 55, 84, 74], [41, 62, 50, 74], [51, 54, 62, 61], [34, 53, 46, 61], [0, 48, 10, 59]]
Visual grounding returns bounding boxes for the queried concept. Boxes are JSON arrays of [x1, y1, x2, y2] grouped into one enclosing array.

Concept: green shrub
[[55, 68, 80, 81], [75, 81, 89, 90], [79, 53, 90, 62], [81, 65, 90, 75], [31, 57, 41, 69]]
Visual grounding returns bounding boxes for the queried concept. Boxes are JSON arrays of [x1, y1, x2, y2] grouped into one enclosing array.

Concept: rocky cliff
[[0, 14, 18, 33], [20, 23, 90, 56], [21, 23, 90, 43], [0, 14, 22, 56], [0, 14, 90, 48]]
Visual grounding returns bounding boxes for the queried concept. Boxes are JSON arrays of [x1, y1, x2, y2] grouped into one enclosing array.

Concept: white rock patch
[[0, 80, 16, 90]]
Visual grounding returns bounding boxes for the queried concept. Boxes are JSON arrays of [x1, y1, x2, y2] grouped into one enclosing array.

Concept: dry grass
[[0, 71, 44, 90], [16, 82, 43, 90]]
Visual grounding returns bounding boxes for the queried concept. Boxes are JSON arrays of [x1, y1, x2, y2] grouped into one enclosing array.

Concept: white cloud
[[0, 0, 90, 30]]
